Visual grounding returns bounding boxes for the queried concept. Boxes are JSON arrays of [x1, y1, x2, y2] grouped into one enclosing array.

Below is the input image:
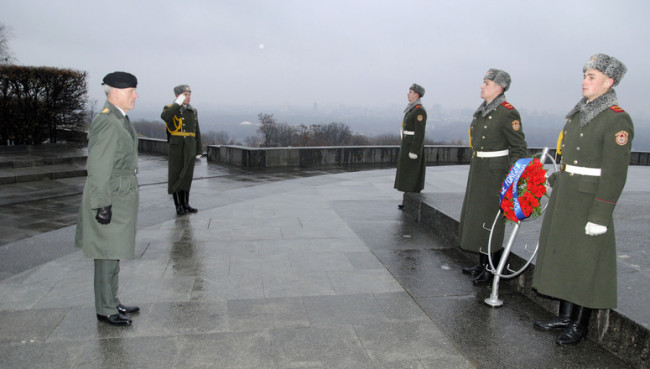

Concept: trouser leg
[[94, 259, 120, 316]]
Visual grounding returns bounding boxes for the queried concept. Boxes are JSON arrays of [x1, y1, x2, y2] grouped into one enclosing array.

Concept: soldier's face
[[112, 87, 139, 112], [582, 68, 613, 102], [407, 89, 418, 103], [480, 79, 503, 103]]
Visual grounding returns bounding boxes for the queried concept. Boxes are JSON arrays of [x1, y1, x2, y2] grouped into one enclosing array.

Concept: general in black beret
[[102, 71, 138, 88]]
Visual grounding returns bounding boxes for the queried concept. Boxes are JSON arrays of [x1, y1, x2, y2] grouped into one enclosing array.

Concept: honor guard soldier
[[532, 54, 633, 346], [161, 84, 202, 215], [75, 71, 141, 326], [459, 69, 528, 285], [394, 83, 427, 209]]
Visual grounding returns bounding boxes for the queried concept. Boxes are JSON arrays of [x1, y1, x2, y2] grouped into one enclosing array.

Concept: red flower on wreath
[[500, 158, 548, 222]]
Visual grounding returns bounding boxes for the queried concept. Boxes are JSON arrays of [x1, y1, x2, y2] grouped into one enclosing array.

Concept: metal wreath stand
[[483, 147, 558, 307]]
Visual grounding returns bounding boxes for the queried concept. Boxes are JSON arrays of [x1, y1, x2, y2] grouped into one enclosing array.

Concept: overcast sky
[[4, 0, 650, 124]]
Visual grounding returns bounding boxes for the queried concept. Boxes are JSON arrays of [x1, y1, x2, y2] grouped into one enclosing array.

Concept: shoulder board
[[101, 108, 110, 114], [165, 104, 174, 108], [415, 105, 421, 109], [501, 102, 514, 110], [610, 105, 625, 113]]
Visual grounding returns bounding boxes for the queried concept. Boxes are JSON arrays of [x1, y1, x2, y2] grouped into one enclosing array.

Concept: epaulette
[[501, 102, 514, 110], [165, 104, 174, 108], [610, 105, 625, 113], [415, 105, 421, 109], [101, 108, 110, 114]]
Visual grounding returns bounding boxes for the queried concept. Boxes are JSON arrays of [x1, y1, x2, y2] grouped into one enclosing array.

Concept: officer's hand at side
[[408, 152, 418, 159], [96, 205, 112, 225], [174, 94, 186, 105], [196, 155, 201, 159], [585, 222, 607, 236]]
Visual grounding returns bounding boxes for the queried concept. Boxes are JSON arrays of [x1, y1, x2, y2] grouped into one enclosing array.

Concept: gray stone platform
[[0, 145, 646, 368]]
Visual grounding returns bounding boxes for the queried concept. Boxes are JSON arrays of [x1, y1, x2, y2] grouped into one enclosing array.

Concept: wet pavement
[[0, 147, 646, 368]]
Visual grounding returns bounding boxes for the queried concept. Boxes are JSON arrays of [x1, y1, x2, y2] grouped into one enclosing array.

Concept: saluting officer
[[459, 69, 528, 285], [532, 54, 633, 346], [161, 84, 202, 215], [394, 83, 427, 209], [75, 71, 141, 326]]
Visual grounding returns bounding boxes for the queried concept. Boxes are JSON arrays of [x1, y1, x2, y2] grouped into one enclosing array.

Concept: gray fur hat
[[484, 69, 511, 92], [174, 84, 191, 95], [583, 53, 627, 86], [410, 83, 425, 98]]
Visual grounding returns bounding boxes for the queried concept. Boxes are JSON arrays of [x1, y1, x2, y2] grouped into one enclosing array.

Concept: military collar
[[475, 94, 506, 117], [566, 89, 619, 126]]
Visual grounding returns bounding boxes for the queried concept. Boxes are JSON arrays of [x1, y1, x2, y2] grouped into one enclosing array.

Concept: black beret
[[102, 71, 138, 88]]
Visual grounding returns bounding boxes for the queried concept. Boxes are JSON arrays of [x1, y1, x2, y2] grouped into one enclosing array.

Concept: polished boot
[[97, 313, 132, 326], [556, 305, 592, 346], [472, 251, 501, 286], [534, 300, 573, 330], [117, 304, 140, 314], [181, 190, 198, 213], [462, 253, 487, 276], [173, 192, 186, 215]]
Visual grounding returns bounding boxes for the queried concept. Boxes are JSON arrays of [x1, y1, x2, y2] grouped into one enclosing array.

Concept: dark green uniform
[[394, 103, 427, 192], [161, 103, 202, 194], [459, 96, 528, 253], [533, 92, 633, 309]]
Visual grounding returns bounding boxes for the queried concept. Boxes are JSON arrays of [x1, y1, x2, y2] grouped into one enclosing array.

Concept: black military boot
[[173, 192, 186, 215], [556, 305, 591, 346], [472, 250, 501, 286], [462, 254, 487, 276], [181, 190, 198, 213], [534, 300, 574, 331]]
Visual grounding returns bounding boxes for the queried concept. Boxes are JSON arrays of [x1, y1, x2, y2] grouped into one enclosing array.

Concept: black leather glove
[[95, 205, 112, 225]]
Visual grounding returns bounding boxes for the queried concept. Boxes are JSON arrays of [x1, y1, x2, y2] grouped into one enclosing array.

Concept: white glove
[[175, 94, 186, 105], [196, 155, 201, 159], [585, 222, 607, 236], [408, 152, 417, 159]]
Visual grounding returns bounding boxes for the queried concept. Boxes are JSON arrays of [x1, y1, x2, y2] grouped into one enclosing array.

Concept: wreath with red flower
[[499, 158, 548, 223]]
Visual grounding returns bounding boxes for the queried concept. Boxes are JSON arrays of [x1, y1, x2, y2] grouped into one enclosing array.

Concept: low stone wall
[[135, 138, 650, 168]]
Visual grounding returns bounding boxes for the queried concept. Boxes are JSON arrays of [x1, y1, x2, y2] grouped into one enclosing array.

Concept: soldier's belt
[[473, 149, 509, 158], [560, 163, 601, 176], [170, 132, 196, 137], [402, 130, 415, 136]]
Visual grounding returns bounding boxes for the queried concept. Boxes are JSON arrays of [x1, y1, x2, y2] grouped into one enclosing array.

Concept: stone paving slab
[[0, 148, 645, 368]]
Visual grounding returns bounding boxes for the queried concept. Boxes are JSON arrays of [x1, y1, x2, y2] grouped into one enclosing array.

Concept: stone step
[[0, 144, 88, 184]]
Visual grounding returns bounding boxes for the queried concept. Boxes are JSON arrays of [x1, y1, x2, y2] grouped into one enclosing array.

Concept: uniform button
[[488, 116, 492, 119], [484, 125, 487, 129], [568, 119, 571, 123], [580, 133, 584, 137], [482, 136, 485, 139], [573, 160, 578, 164], [561, 144, 565, 148], [576, 147, 580, 150]]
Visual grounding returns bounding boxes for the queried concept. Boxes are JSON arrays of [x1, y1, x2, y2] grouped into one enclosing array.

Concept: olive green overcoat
[[532, 103, 633, 309], [74, 101, 139, 260], [459, 98, 527, 253], [161, 103, 202, 194], [394, 104, 427, 192]]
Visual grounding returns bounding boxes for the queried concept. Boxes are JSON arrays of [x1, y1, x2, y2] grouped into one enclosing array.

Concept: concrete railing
[[136, 138, 650, 168]]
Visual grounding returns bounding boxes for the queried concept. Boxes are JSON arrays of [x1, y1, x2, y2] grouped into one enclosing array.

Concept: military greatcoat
[[532, 92, 633, 309], [74, 101, 139, 260], [394, 103, 427, 193], [459, 95, 527, 253], [161, 103, 202, 194]]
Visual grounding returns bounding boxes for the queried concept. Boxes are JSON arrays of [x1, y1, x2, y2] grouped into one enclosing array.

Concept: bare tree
[[0, 23, 15, 65]]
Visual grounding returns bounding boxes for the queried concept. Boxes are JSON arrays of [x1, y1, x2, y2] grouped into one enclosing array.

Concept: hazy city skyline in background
[[4, 0, 650, 149]]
